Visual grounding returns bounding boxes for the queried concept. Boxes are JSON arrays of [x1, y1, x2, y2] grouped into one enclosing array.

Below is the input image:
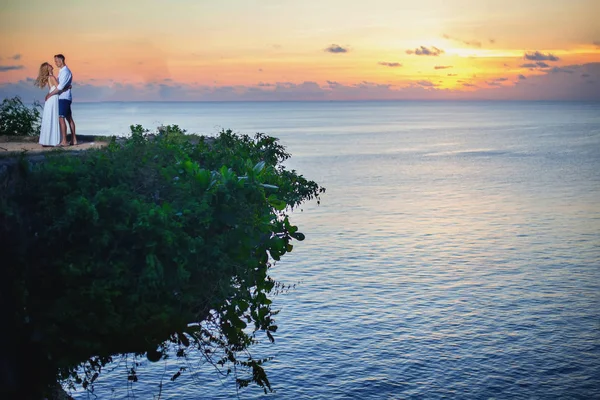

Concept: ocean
[[68, 101, 600, 399]]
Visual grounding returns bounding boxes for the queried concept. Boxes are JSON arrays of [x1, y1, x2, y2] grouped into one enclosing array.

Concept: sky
[[1, 0, 599, 102]]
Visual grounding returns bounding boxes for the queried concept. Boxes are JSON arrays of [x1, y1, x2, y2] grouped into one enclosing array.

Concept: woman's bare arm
[[45, 75, 72, 100]]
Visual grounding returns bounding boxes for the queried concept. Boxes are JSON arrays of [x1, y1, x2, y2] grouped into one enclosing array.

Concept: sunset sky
[[1, 0, 599, 101]]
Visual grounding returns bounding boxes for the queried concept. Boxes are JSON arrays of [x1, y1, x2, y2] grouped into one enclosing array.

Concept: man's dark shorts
[[58, 99, 72, 119]]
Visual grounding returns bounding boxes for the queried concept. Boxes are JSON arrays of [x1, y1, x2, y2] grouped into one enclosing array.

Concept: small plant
[[0, 96, 42, 136]]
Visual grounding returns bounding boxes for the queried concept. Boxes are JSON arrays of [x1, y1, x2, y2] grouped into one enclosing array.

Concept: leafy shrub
[[0, 96, 42, 136], [0, 125, 324, 398]]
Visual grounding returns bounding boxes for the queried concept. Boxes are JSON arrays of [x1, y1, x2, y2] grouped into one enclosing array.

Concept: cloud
[[11, 54, 21, 61], [463, 40, 482, 47], [0, 65, 24, 72], [520, 62, 551, 70], [486, 77, 509, 86], [524, 51, 559, 62], [447, 74, 458, 76], [378, 62, 402, 67], [324, 44, 348, 53], [442, 34, 482, 48], [415, 80, 438, 87], [406, 46, 444, 56], [462, 83, 477, 87], [550, 67, 574, 74], [581, 73, 590, 78], [518, 74, 527, 80], [434, 65, 452, 70], [593, 41, 600, 49], [476, 62, 600, 100], [489, 39, 496, 44]]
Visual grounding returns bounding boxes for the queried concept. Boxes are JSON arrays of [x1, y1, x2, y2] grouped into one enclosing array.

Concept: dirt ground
[[0, 135, 109, 156], [0, 141, 107, 154]]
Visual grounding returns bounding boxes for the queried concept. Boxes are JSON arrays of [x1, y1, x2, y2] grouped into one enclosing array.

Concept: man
[[46, 54, 77, 146]]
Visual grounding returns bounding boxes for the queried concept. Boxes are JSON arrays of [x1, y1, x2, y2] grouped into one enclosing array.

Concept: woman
[[34, 62, 61, 146]]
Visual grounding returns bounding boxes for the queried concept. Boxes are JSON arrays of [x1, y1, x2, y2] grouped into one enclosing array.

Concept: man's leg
[[59, 117, 68, 145], [67, 116, 77, 145], [58, 100, 68, 145]]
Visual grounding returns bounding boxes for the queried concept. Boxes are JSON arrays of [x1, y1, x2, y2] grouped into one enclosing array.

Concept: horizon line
[[62, 99, 600, 104]]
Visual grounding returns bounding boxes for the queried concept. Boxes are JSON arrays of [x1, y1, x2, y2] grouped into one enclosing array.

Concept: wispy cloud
[[486, 77, 509, 86], [443, 34, 482, 48], [324, 44, 348, 53], [520, 61, 552, 70], [0, 65, 24, 72], [434, 65, 452, 70], [447, 73, 458, 76], [11, 54, 21, 61], [415, 80, 438, 87], [518, 74, 527, 80], [593, 41, 600, 49], [524, 51, 559, 62], [378, 61, 402, 67], [462, 83, 477, 87]]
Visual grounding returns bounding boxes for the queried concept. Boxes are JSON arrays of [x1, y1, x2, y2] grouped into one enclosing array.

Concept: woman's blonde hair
[[34, 62, 51, 89]]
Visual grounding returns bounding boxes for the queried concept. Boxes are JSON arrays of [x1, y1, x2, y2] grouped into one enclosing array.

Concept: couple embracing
[[34, 54, 77, 147]]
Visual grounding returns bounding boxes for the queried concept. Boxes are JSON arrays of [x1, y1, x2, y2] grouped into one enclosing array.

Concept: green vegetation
[[0, 125, 324, 398], [0, 96, 41, 136]]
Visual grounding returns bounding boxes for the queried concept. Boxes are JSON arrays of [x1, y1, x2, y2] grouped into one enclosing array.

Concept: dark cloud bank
[[2, 63, 599, 102]]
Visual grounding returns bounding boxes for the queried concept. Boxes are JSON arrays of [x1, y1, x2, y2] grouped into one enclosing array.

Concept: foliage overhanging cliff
[[0, 125, 325, 398]]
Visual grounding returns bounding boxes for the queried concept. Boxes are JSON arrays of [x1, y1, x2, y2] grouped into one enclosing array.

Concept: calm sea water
[[69, 101, 600, 399]]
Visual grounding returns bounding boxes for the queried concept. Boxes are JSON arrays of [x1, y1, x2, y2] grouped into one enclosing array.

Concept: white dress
[[39, 85, 60, 146]]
